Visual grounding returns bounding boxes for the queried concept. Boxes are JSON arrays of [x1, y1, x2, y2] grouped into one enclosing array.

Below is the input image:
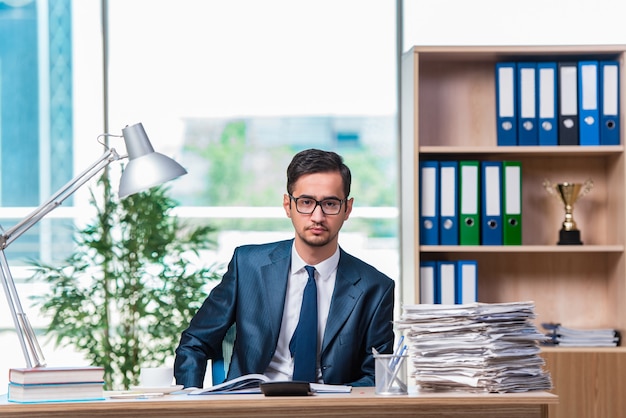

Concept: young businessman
[[174, 148, 395, 388]]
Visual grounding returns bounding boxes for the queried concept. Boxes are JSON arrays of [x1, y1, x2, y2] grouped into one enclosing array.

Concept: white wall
[[404, 0, 626, 49]]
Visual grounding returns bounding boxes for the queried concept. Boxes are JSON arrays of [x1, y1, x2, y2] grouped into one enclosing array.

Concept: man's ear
[[343, 197, 354, 220], [283, 194, 292, 218]]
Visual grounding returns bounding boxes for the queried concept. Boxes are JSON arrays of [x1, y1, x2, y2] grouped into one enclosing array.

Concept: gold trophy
[[543, 179, 594, 245]]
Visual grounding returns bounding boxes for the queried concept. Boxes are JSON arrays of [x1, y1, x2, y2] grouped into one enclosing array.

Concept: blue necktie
[[289, 265, 318, 382]]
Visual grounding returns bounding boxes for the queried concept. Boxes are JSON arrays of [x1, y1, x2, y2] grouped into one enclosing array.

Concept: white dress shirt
[[264, 244, 339, 382]]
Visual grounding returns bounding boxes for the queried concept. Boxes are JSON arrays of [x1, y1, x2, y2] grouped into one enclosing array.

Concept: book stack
[[542, 323, 621, 347], [7, 366, 105, 403], [396, 302, 552, 393]]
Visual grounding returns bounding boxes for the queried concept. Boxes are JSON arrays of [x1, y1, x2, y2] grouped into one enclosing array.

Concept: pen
[[394, 336, 405, 356], [389, 335, 405, 370], [136, 393, 165, 399], [386, 344, 408, 393]]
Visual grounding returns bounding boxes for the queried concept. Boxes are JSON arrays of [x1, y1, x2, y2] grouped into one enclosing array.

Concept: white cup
[[139, 367, 174, 388]]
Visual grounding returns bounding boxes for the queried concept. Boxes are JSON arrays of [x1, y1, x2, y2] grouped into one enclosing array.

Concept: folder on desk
[[419, 261, 437, 304], [578, 61, 600, 146], [481, 161, 502, 246], [538, 62, 558, 146], [437, 261, 456, 305], [496, 62, 517, 146], [558, 62, 579, 145], [459, 161, 480, 245], [600, 60, 620, 145], [517, 62, 538, 146], [456, 260, 478, 304], [419, 161, 439, 245], [439, 161, 458, 245], [502, 161, 522, 245]]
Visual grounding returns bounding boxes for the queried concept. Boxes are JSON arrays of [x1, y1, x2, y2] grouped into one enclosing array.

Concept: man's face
[[283, 171, 353, 252]]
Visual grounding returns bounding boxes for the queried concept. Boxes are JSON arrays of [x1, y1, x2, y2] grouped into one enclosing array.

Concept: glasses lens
[[294, 197, 313, 213], [294, 197, 342, 214], [320, 199, 342, 214]]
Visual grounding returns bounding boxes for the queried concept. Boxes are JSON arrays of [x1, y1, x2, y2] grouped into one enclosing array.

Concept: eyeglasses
[[289, 194, 346, 215]]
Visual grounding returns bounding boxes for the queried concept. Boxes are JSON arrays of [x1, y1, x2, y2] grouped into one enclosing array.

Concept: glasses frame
[[289, 194, 347, 215]]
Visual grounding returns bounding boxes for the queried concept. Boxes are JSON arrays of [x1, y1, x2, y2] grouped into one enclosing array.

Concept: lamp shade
[[118, 123, 188, 198]]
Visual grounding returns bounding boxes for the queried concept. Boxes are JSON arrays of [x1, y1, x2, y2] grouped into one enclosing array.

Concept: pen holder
[[374, 353, 408, 395]]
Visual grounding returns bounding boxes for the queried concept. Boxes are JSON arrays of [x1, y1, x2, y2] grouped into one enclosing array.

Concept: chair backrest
[[210, 324, 236, 385], [211, 358, 226, 384]]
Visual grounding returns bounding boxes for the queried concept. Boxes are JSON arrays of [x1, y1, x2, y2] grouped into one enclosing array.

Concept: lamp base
[[558, 229, 582, 245]]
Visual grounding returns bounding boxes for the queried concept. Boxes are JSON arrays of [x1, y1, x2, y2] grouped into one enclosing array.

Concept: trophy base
[[558, 229, 583, 245]]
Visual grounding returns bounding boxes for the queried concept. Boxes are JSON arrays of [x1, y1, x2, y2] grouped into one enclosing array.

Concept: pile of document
[[542, 323, 620, 347], [396, 302, 552, 393]]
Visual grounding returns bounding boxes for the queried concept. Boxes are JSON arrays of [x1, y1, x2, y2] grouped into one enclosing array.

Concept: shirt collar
[[290, 244, 340, 281]]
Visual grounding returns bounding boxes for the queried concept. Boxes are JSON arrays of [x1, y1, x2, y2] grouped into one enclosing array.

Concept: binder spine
[[600, 61, 620, 145], [437, 261, 456, 305], [419, 161, 440, 245], [459, 161, 480, 246], [481, 161, 503, 246], [538, 62, 558, 146], [517, 63, 538, 146], [496, 63, 518, 146], [558, 62, 579, 146], [419, 261, 437, 304], [502, 161, 522, 245], [578, 61, 600, 146], [439, 161, 459, 245], [456, 260, 478, 304]]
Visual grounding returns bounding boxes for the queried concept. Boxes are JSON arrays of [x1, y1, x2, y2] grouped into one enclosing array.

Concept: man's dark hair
[[286, 149, 351, 198]]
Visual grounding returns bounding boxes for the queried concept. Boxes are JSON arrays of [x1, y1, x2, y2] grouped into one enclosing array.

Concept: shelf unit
[[400, 45, 626, 418]]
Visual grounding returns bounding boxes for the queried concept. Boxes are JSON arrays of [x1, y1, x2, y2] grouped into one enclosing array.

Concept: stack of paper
[[396, 302, 552, 393], [542, 323, 620, 347]]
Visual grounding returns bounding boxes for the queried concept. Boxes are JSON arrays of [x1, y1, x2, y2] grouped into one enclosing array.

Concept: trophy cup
[[543, 179, 594, 245]]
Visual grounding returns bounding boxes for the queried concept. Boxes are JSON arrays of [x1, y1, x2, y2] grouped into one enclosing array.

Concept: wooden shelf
[[420, 145, 623, 156], [420, 245, 625, 253], [400, 44, 626, 418]]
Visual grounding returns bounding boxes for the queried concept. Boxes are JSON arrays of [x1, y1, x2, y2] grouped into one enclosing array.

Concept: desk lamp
[[0, 122, 187, 368]]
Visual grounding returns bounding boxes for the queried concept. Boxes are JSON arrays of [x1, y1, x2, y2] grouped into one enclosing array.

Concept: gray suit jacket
[[174, 239, 395, 388]]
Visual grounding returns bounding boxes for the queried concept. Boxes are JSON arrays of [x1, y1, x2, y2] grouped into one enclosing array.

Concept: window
[[0, 0, 399, 389], [105, 0, 399, 286]]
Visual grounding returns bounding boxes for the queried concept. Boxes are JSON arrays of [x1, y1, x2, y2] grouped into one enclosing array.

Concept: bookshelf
[[400, 45, 626, 418]]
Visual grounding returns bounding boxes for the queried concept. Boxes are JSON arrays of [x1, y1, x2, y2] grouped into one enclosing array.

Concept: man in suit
[[174, 149, 395, 388]]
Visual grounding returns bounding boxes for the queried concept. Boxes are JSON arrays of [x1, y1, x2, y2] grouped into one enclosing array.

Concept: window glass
[[0, 0, 398, 389], [0, 0, 76, 262], [106, 0, 399, 274]]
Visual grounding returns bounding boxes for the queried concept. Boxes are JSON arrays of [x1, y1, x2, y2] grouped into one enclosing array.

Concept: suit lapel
[[321, 251, 362, 354], [259, 241, 292, 342]]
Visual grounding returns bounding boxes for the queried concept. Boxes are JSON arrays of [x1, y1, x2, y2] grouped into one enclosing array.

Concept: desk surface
[[0, 387, 558, 418]]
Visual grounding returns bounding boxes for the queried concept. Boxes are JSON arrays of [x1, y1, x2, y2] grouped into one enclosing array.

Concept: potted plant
[[29, 173, 221, 389]]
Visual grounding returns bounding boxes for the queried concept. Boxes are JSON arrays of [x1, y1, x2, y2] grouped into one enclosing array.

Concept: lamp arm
[[0, 250, 45, 368], [0, 147, 123, 369], [0, 148, 123, 249]]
